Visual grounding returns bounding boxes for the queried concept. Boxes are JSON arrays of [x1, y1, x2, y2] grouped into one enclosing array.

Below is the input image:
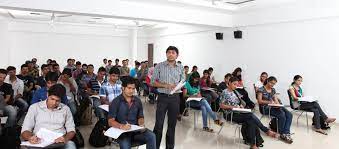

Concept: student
[[137, 61, 149, 96], [106, 60, 113, 73], [81, 64, 96, 85], [0, 69, 17, 128], [108, 76, 156, 149], [88, 67, 107, 121], [184, 72, 223, 132], [35, 64, 50, 89], [208, 67, 217, 84], [102, 58, 108, 68], [232, 67, 255, 109], [52, 63, 61, 77], [114, 58, 121, 68], [17, 64, 35, 103], [120, 60, 130, 77], [21, 84, 76, 149], [64, 58, 76, 72], [99, 67, 122, 105], [219, 77, 277, 149], [5, 66, 28, 120], [232, 67, 243, 87], [31, 58, 39, 70], [254, 72, 268, 93], [200, 69, 218, 103], [257, 76, 293, 144], [184, 65, 189, 80], [27, 60, 40, 80], [218, 73, 232, 92], [31, 72, 68, 105], [289, 75, 336, 135], [72, 61, 82, 79], [152, 46, 185, 149], [58, 68, 78, 116]]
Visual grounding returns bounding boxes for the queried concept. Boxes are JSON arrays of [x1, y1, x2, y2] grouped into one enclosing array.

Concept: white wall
[[145, 17, 339, 118], [0, 18, 10, 68]]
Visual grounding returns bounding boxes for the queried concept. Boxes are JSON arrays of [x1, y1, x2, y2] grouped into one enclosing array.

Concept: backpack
[[89, 119, 109, 147], [0, 126, 21, 149], [269, 117, 278, 132], [72, 128, 85, 148], [80, 104, 93, 125]]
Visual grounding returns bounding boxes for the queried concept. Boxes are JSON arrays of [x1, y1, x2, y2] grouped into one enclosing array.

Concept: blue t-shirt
[[31, 87, 68, 105], [130, 68, 137, 78]]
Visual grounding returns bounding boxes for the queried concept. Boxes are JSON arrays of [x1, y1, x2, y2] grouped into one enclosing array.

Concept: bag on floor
[[80, 104, 93, 125], [89, 119, 109, 147], [269, 117, 278, 132], [0, 126, 21, 149], [72, 128, 85, 148]]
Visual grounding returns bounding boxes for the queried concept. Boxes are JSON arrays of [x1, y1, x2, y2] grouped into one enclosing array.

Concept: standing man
[[152, 46, 184, 149]]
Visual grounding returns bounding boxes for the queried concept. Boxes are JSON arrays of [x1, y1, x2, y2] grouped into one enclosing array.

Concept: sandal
[[315, 129, 328, 135], [214, 120, 224, 126], [203, 127, 214, 133]]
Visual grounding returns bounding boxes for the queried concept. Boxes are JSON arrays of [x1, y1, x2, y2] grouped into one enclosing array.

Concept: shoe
[[203, 127, 214, 133], [214, 120, 224, 126], [280, 134, 293, 144]]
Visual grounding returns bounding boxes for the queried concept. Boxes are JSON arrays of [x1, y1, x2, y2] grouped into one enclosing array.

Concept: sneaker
[[280, 134, 293, 144]]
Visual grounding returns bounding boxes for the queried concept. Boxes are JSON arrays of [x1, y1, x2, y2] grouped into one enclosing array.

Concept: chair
[[287, 90, 310, 131], [182, 101, 202, 129], [259, 105, 279, 133]]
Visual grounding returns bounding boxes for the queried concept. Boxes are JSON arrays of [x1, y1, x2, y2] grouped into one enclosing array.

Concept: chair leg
[[306, 112, 309, 132], [193, 111, 197, 129], [276, 118, 279, 134], [238, 125, 241, 149]]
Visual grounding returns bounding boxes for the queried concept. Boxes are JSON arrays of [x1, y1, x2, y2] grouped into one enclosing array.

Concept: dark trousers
[[153, 94, 180, 149], [299, 102, 328, 129], [179, 93, 186, 114]]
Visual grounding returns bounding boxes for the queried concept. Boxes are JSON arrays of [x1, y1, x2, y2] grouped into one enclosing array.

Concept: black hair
[[224, 73, 232, 78], [6, 66, 16, 72], [109, 67, 120, 75], [41, 64, 48, 70], [208, 67, 213, 71], [192, 65, 197, 71], [115, 59, 119, 62], [67, 58, 72, 62], [103, 58, 107, 61], [88, 64, 94, 68], [228, 76, 239, 84], [25, 60, 32, 64], [184, 65, 189, 69], [135, 62, 141, 66], [48, 84, 66, 99], [45, 72, 59, 82], [76, 61, 81, 66], [202, 69, 211, 85], [21, 64, 28, 69], [62, 68, 72, 77], [52, 63, 59, 68], [0, 69, 8, 75], [108, 60, 112, 63], [264, 76, 277, 86], [261, 72, 268, 76], [154, 63, 157, 67], [98, 67, 106, 72], [189, 72, 200, 88], [177, 61, 182, 64], [82, 64, 87, 67], [166, 46, 179, 55], [292, 75, 302, 85], [232, 67, 242, 81], [121, 76, 136, 87]]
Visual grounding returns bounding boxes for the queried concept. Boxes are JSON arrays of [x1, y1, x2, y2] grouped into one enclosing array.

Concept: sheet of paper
[[21, 128, 64, 147], [99, 105, 109, 112], [170, 80, 186, 95], [298, 96, 317, 102], [201, 87, 216, 91], [232, 108, 251, 113], [186, 97, 203, 102], [268, 104, 284, 107], [89, 95, 100, 99], [104, 125, 145, 139], [21, 140, 54, 148]]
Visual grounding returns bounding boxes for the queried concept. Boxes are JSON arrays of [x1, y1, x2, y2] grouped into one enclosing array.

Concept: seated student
[[108, 76, 156, 149], [64, 58, 76, 72], [289, 75, 336, 135], [81, 64, 96, 85], [99, 67, 122, 105], [87, 67, 107, 121], [208, 67, 217, 84], [27, 60, 40, 80], [232, 67, 255, 109], [0, 69, 17, 128], [254, 72, 268, 93], [72, 61, 83, 79], [257, 76, 293, 144], [120, 60, 130, 77], [17, 64, 35, 103], [200, 69, 218, 103], [35, 64, 50, 89], [183, 65, 189, 80], [21, 84, 76, 149], [5, 66, 28, 121], [184, 72, 223, 132], [31, 72, 68, 105], [218, 73, 232, 92], [219, 77, 277, 149], [58, 68, 78, 116], [52, 63, 62, 77]]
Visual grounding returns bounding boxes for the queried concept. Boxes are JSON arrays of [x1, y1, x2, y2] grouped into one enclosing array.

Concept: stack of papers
[[170, 80, 186, 94], [186, 97, 203, 102], [268, 104, 284, 107], [21, 128, 64, 147], [232, 108, 251, 113], [99, 105, 109, 112], [104, 125, 145, 139], [298, 96, 317, 102]]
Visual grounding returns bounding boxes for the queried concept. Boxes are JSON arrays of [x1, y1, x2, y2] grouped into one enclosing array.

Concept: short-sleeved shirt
[[220, 89, 241, 108], [108, 94, 144, 125], [0, 82, 12, 100], [5, 76, 24, 97], [81, 74, 97, 85], [21, 100, 75, 135], [129, 68, 138, 78], [120, 66, 130, 76], [88, 76, 107, 93], [17, 74, 34, 89], [36, 76, 47, 88], [99, 81, 122, 103], [258, 86, 276, 102], [151, 61, 185, 94]]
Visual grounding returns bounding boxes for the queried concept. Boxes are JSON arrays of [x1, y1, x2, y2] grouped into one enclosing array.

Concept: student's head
[[292, 75, 303, 86], [82, 64, 88, 72], [109, 67, 120, 82], [125, 59, 129, 65], [47, 59, 52, 64], [224, 73, 232, 83], [227, 76, 239, 91], [6, 66, 16, 77], [67, 58, 72, 65], [121, 76, 136, 97], [189, 72, 200, 87], [208, 67, 213, 74], [135, 61, 141, 68], [184, 66, 189, 73], [108, 60, 112, 65], [202, 70, 210, 79], [154, 63, 157, 67], [52, 64, 60, 72], [103, 58, 107, 64], [260, 72, 268, 82], [72, 59, 75, 65], [140, 61, 146, 68], [122, 60, 127, 66], [192, 66, 198, 72], [61, 68, 72, 79], [26, 61, 34, 69], [232, 67, 242, 76], [177, 61, 182, 65], [115, 59, 120, 65], [166, 46, 179, 62], [264, 76, 277, 89], [75, 61, 82, 69], [21, 64, 29, 74], [32, 58, 37, 64], [41, 64, 49, 75], [97, 67, 106, 79], [47, 84, 66, 109], [87, 64, 94, 74], [0, 69, 8, 83], [45, 72, 59, 89]]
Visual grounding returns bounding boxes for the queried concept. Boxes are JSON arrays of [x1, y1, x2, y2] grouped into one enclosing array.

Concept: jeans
[[67, 101, 77, 117], [263, 106, 293, 134], [300, 102, 328, 129], [119, 129, 156, 149], [188, 99, 217, 128], [14, 98, 29, 120], [153, 94, 180, 149], [91, 97, 106, 120], [3, 105, 17, 127]]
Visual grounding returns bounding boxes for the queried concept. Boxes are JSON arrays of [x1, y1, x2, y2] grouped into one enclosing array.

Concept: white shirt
[[5, 76, 24, 97], [254, 80, 264, 88]]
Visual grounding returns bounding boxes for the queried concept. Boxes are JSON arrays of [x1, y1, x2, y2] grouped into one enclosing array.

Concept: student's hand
[[239, 105, 244, 109], [29, 136, 41, 144], [166, 84, 176, 90], [121, 123, 131, 130], [55, 136, 66, 143]]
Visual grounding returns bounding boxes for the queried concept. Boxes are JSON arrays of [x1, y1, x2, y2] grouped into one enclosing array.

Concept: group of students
[[0, 46, 336, 149]]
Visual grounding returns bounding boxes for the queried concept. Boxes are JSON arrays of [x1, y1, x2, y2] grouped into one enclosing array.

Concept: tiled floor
[[79, 97, 338, 149]]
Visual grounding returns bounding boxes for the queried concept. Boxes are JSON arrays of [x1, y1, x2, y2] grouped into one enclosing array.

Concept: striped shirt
[[151, 61, 185, 94], [88, 76, 107, 93], [99, 81, 122, 103]]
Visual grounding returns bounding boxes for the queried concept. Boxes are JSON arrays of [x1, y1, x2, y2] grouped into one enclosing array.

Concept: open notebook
[[21, 128, 64, 148], [186, 97, 203, 102], [268, 104, 284, 107], [232, 108, 251, 113], [298, 96, 317, 102], [104, 125, 145, 139]]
